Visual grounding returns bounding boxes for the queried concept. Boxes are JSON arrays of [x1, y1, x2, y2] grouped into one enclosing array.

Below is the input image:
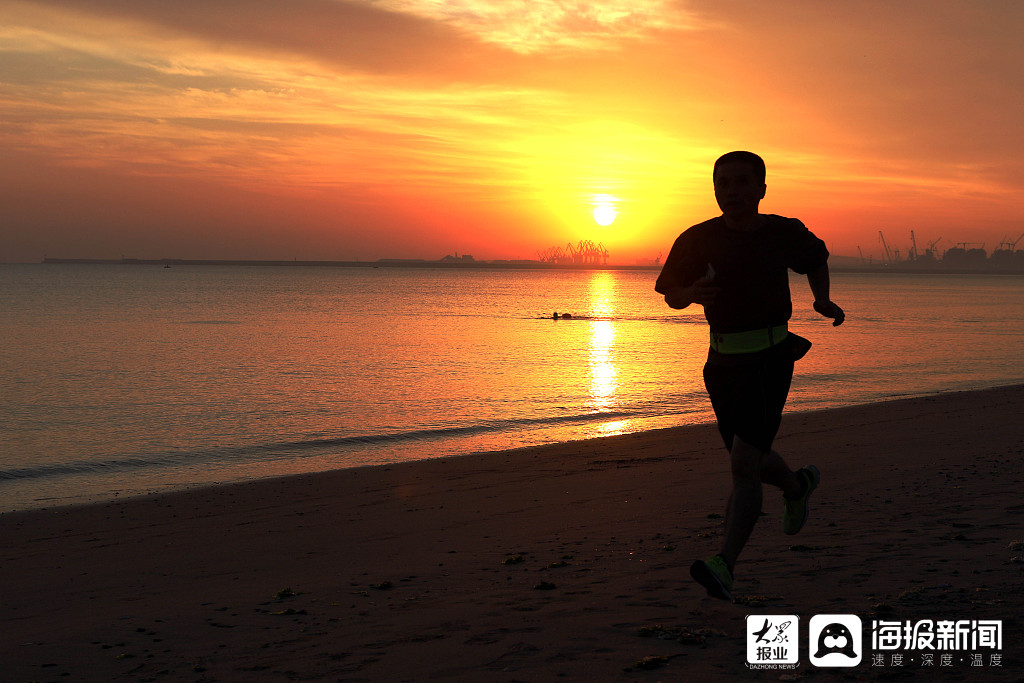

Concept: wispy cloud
[[3, 0, 502, 78], [371, 0, 702, 53], [1, 1, 563, 190]]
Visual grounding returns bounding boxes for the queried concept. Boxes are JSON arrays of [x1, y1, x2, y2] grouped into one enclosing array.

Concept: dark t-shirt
[[655, 214, 829, 333]]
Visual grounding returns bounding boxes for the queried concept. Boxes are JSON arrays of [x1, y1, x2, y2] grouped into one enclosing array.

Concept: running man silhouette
[[655, 151, 845, 600]]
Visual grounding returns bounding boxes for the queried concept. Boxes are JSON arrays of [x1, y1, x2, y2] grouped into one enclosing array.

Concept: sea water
[[2, 264, 1023, 511]]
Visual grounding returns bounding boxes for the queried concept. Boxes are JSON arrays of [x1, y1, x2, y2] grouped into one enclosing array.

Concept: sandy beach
[[2, 385, 1023, 682]]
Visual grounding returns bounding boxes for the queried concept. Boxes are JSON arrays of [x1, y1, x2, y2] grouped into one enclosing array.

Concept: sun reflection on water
[[588, 319, 617, 410], [586, 272, 634, 436]]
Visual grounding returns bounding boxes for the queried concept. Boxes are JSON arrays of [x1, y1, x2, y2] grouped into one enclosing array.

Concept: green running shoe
[[783, 465, 820, 535], [690, 555, 733, 600]]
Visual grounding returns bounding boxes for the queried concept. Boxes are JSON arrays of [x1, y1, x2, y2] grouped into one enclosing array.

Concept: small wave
[[0, 410, 636, 483]]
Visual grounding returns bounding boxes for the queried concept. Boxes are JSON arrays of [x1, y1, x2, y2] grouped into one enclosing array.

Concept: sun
[[593, 204, 617, 226], [591, 194, 619, 226]]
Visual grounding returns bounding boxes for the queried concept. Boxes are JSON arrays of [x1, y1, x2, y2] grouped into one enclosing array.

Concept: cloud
[[7, 0, 507, 79], [0, 1, 590, 197], [370, 0, 702, 53]]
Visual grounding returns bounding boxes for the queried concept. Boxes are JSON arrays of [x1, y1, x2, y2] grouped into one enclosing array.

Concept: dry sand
[[2, 385, 1023, 682]]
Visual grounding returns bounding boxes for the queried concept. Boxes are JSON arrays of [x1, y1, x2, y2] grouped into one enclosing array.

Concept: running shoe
[[783, 465, 820, 535], [690, 555, 733, 600]]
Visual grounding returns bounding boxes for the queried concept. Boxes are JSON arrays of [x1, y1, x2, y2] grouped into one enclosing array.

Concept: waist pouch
[[707, 327, 812, 366], [787, 332, 812, 361], [710, 324, 789, 354]]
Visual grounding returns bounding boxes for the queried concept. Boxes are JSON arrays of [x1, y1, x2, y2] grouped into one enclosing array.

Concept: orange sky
[[2, 0, 1024, 263]]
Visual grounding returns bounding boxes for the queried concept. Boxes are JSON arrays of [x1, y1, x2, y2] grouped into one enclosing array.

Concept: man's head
[[713, 151, 767, 224], [713, 151, 765, 184]]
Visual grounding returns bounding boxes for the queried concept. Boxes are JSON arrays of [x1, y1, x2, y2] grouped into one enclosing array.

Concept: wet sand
[[2, 385, 1023, 681]]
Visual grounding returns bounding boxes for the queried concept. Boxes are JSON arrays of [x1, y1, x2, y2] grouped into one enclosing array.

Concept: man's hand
[[665, 276, 719, 309], [813, 300, 845, 326], [689, 276, 720, 307]]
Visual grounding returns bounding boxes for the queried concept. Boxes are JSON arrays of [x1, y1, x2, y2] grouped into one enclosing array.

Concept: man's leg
[[762, 449, 820, 534], [694, 356, 807, 597], [760, 450, 803, 499], [718, 435, 766, 572], [719, 442, 807, 570]]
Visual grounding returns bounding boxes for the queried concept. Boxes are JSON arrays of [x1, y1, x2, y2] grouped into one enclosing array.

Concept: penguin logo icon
[[815, 623, 857, 658], [809, 615, 862, 667]]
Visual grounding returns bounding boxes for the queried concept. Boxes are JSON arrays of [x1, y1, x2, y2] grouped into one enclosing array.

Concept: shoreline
[[4, 379, 1024, 515], [3, 384, 1023, 680], [6, 381, 1022, 515]]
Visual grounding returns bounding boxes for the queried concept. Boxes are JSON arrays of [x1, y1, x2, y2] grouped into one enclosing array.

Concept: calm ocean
[[2, 264, 1023, 511]]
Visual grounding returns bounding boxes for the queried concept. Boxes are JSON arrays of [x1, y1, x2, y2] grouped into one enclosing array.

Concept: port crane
[[536, 246, 565, 263], [878, 231, 895, 263], [998, 232, 1024, 251], [574, 240, 609, 265], [537, 240, 610, 265]]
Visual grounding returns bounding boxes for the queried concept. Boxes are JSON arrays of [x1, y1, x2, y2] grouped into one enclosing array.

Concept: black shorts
[[703, 343, 795, 453]]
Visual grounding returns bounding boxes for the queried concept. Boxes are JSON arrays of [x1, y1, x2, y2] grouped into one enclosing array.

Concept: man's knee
[[730, 435, 764, 479]]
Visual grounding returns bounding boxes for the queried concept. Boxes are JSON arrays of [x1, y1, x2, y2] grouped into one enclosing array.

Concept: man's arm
[[806, 264, 845, 326]]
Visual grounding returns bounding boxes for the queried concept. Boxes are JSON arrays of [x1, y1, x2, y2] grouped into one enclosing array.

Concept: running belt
[[710, 324, 789, 354]]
